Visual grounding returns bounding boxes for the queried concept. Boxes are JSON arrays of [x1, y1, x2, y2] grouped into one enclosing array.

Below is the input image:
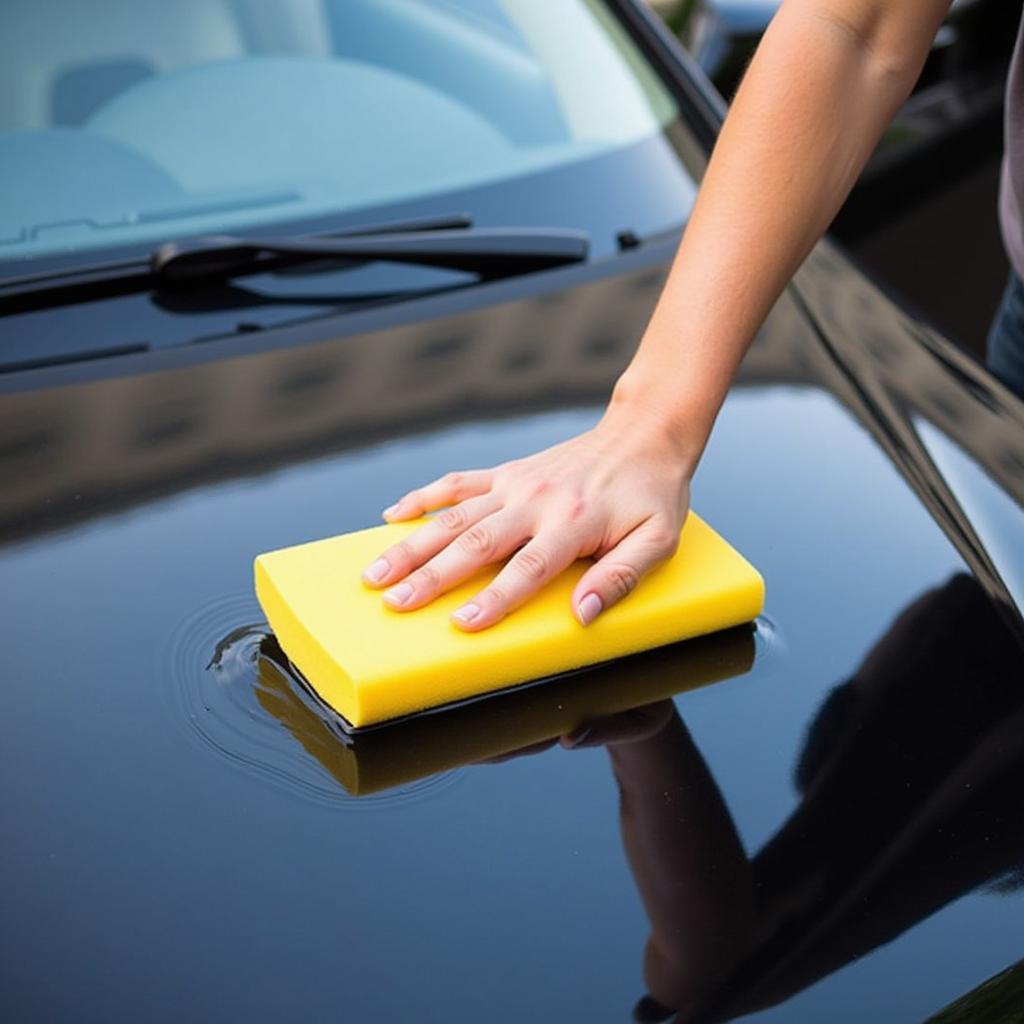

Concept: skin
[[363, 0, 952, 630]]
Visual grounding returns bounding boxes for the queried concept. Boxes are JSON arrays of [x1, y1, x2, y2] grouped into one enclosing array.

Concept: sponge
[[254, 512, 764, 730]]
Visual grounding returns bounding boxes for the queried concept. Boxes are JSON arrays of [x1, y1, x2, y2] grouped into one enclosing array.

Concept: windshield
[[1, 0, 682, 265]]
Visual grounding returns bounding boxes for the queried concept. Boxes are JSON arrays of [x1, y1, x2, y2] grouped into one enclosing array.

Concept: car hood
[[2, 241, 1023, 1023]]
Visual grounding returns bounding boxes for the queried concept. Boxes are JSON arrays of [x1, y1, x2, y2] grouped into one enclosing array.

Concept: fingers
[[378, 507, 532, 612], [362, 493, 499, 588], [451, 531, 583, 631], [382, 470, 492, 521], [571, 519, 680, 626]]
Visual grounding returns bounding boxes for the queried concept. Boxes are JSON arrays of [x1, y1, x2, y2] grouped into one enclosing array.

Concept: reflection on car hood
[[793, 240, 1024, 637], [2, 241, 1023, 1023]]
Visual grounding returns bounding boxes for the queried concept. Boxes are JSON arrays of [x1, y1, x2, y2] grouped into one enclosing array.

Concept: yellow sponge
[[253, 512, 764, 729]]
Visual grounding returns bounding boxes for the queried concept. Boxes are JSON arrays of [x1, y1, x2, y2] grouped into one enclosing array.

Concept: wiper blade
[[151, 227, 588, 285], [1, 214, 588, 314], [2, 213, 475, 314]]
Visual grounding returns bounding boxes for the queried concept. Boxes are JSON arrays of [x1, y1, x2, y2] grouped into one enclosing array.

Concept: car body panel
[[3, 230, 1024, 1021], [2, 3, 1024, 1022]]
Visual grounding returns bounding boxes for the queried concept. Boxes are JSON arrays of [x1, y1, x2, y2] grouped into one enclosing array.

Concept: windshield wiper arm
[[151, 227, 589, 286], [1, 216, 589, 314], [2, 212, 471, 313]]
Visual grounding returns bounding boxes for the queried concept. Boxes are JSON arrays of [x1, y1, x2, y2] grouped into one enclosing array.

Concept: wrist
[[602, 371, 713, 476]]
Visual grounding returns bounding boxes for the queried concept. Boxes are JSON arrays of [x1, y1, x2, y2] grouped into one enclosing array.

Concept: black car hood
[[2, 242, 1023, 1023]]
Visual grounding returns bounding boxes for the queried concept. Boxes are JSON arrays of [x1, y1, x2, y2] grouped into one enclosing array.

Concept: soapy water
[[162, 593, 463, 810]]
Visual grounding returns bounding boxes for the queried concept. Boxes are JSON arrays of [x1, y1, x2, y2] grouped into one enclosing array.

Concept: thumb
[[571, 518, 681, 626]]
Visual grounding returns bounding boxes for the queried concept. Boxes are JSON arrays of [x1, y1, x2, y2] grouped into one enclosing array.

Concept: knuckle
[[459, 523, 496, 559], [412, 564, 441, 592], [390, 539, 416, 565], [513, 547, 549, 582], [648, 528, 680, 558], [437, 504, 468, 532], [566, 498, 587, 521], [606, 563, 641, 600], [480, 584, 507, 607], [443, 471, 464, 490]]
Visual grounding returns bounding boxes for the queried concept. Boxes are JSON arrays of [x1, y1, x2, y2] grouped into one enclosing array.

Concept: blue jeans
[[987, 271, 1024, 400]]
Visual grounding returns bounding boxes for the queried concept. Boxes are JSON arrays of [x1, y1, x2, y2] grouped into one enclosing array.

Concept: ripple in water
[[162, 593, 463, 810], [752, 612, 787, 676]]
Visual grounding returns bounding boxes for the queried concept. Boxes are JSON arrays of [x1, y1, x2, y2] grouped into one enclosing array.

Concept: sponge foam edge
[[254, 512, 764, 729]]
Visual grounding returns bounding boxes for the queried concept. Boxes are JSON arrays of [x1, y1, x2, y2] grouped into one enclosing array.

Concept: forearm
[[612, 0, 949, 458]]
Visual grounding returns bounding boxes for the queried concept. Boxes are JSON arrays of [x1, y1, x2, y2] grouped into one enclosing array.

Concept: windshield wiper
[[152, 227, 588, 286], [1, 211, 471, 313], [1, 214, 589, 314]]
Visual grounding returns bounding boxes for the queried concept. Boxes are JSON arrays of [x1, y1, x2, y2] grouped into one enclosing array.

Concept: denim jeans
[[987, 271, 1024, 400]]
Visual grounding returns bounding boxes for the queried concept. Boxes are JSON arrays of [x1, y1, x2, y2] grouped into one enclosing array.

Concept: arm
[[362, 0, 950, 630], [610, 0, 950, 441]]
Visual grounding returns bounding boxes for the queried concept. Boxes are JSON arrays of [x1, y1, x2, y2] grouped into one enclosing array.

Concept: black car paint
[[2, 3, 1024, 1022]]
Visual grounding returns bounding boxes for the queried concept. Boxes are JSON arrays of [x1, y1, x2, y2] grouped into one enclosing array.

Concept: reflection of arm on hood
[[615, 574, 1024, 1023], [606, 707, 754, 1020], [709, 574, 1024, 1020]]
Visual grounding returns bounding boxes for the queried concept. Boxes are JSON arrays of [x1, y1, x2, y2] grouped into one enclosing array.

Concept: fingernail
[[362, 557, 390, 584], [382, 503, 401, 520], [452, 602, 481, 624], [383, 582, 413, 607], [577, 592, 603, 626]]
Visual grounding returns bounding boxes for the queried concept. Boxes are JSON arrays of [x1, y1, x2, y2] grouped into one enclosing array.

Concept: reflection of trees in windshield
[[608, 573, 1024, 1023]]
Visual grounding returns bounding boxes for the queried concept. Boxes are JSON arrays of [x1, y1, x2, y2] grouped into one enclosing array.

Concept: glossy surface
[[2, 235, 1023, 1021], [1, 0, 677, 261], [4, 3, 1024, 1020], [0, 134, 696, 369]]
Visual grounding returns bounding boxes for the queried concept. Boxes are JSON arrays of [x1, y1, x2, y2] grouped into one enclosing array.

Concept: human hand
[[361, 400, 697, 630]]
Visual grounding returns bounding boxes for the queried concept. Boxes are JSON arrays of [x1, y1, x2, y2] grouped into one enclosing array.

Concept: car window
[[0, 0, 680, 263]]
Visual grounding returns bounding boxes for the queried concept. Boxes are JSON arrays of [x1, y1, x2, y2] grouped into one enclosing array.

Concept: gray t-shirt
[[999, 15, 1024, 280]]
